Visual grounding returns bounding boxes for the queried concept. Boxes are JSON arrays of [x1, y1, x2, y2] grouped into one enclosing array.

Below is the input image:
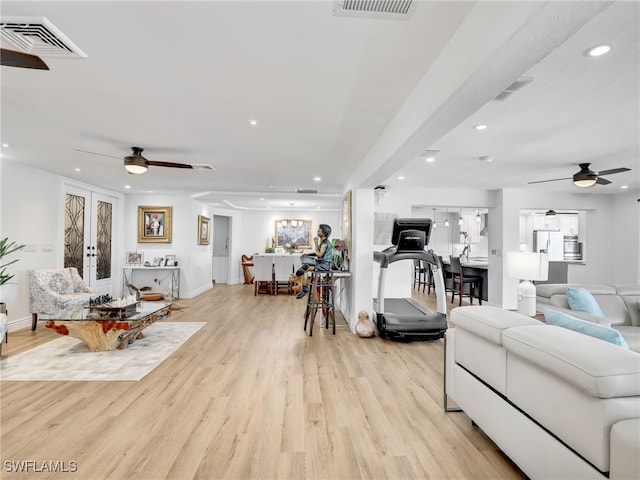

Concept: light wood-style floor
[[0, 284, 525, 480]]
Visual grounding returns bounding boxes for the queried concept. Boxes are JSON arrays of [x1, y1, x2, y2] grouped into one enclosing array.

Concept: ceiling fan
[[76, 147, 196, 174], [528, 163, 630, 188], [0, 48, 48, 70], [123, 147, 194, 174]]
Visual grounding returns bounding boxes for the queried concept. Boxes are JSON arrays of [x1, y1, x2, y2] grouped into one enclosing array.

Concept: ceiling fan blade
[[527, 177, 571, 185], [1, 48, 49, 70], [74, 149, 122, 160], [596, 177, 612, 185], [148, 160, 193, 169], [597, 167, 630, 176]]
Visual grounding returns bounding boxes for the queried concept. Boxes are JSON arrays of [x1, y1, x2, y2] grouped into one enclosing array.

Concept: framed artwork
[[342, 191, 352, 260], [164, 254, 176, 266], [275, 219, 311, 248], [138, 206, 172, 243], [198, 215, 211, 245], [126, 251, 143, 265]]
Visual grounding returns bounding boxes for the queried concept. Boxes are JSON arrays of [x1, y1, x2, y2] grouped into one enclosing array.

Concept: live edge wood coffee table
[[40, 302, 171, 351]]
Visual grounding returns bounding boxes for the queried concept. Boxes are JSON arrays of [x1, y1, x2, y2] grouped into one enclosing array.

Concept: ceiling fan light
[[124, 155, 148, 174], [545, 209, 557, 218], [574, 178, 597, 187]]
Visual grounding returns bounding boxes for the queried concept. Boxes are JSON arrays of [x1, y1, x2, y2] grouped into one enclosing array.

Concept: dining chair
[[253, 255, 274, 295], [449, 256, 483, 306], [273, 255, 294, 295]]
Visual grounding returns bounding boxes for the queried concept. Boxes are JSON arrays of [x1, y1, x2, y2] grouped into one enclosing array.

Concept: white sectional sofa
[[445, 305, 640, 480], [536, 283, 640, 352]]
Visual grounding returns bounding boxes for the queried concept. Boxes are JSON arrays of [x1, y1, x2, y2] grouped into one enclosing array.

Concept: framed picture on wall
[[138, 206, 172, 243], [275, 219, 311, 248], [198, 215, 211, 245]]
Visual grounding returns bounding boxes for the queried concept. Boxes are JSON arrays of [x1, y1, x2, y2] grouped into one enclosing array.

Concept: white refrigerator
[[533, 230, 564, 261]]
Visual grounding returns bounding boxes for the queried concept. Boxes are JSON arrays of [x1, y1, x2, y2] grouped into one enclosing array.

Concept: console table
[[40, 302, 171, 351], [122, 266, 180, 300]]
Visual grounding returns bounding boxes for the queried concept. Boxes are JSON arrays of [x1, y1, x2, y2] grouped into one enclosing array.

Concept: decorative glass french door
[[64, 186, 116, 294]]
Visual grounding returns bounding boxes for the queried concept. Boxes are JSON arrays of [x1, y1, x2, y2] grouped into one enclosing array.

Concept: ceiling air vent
[[0, 16, 87, 58], [333, 0, 414, 19], [295, 189, 318, 194], [493, 76, 533, 101]]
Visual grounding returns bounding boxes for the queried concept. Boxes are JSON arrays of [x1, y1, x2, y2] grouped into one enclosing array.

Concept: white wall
[[122, 194, 217, 299]]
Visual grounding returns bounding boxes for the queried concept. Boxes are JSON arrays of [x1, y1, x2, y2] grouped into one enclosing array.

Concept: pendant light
[[545, 209, 557, 219], [458, 208, 464, 226], [444, 208, 449, 228], [476, 209, 482, 223], [432, 208, 437, 228]]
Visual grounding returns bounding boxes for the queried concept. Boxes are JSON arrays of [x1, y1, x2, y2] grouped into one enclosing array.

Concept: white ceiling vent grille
[[333, 0, 414, 19], [0, 16, 87, 58], [493, 77, 534, 101]]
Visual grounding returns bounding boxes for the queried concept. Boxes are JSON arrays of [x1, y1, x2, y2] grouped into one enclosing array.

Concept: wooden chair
[[449, 256, 483, 306]]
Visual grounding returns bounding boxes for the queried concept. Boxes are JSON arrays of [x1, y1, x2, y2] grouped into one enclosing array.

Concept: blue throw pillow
[[543, 309, 628, 349], [567, 287, 605, 318]]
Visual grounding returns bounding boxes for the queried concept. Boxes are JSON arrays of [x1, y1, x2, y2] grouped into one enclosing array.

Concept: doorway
[[212, 215, 230, 284], [64, 186, 116, 295]]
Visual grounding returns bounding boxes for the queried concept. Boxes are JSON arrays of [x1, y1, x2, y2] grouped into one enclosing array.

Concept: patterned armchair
[[28, 268, 97, 331]]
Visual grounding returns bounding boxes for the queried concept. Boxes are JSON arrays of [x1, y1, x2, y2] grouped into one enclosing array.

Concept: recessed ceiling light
[[249, 119, 257, 126], [621, 185, 628, 189], [124, 185, 131, 189], [313, 177, 321, 182], [586, 44, 611, 57], [425, 157, 435, 163], [75, 168, 81, 172], [1, 143, 8, 148], [260, 197, 264, 201], [475, 124, 488, 130], [479, 156, 493, 163], [397, 175, 405, 180]]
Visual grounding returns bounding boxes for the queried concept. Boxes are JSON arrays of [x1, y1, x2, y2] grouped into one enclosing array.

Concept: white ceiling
[[1, 1, 638, 212]]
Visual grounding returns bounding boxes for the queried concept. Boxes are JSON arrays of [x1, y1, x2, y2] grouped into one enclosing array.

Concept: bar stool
[[303, 271, 335, 336], [449, 256, 483, 306]]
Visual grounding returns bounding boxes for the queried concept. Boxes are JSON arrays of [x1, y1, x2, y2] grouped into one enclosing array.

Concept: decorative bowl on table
[[142, 292, 164, 301]]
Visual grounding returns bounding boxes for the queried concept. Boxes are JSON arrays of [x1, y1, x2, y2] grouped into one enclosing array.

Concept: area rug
[[0, 322, 205, 382]]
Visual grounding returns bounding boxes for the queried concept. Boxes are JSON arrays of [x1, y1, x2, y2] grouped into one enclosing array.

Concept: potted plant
[[0, 237, 26, 314]]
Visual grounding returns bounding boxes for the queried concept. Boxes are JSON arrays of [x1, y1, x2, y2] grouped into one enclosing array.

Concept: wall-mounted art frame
[[342, 190, 352, 260], [126, 251, 143, 265], [198, 215, 211, 245], [275, 219, 311, 249], [138, 206, 172, 243]]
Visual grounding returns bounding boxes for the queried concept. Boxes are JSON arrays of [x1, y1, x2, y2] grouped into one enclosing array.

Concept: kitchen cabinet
[[533, 214, 559, 231], [559, 214, 579, 236]]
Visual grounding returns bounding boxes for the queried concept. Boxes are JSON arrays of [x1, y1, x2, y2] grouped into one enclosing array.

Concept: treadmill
[[373, 218, 448, 341]]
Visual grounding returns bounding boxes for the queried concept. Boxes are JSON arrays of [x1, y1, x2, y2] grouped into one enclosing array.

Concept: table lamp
[[506, 251, 549, 316]]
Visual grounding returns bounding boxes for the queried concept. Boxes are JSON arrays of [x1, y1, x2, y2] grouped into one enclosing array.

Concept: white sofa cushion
[[502, 325, 640, 398], [451, 306, 540, 394], [506, 352, 639, 473]]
